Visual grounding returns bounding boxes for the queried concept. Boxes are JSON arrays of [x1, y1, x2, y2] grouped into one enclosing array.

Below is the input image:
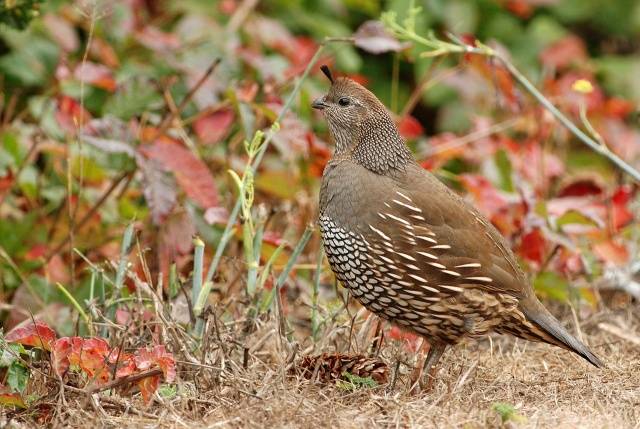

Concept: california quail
[[312, 65, 603, 381]]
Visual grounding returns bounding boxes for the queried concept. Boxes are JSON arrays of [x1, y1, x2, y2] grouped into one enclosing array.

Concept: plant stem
[[200, 43, 328, 300], [311, 245, 324, 343]]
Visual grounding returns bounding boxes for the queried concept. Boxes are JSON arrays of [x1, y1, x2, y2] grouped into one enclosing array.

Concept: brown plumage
[[312, 66, 603, 382]]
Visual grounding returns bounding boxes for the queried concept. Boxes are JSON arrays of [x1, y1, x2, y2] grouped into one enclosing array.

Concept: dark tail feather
[[521, 302, 604, 368]]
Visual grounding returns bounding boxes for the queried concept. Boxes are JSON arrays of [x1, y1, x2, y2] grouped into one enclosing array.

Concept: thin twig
[[86, 368, 163, 395], [152, 58, 221, 142]]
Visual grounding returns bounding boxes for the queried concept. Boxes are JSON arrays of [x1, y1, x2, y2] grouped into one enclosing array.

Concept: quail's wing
[[359, 167, 527, 300]]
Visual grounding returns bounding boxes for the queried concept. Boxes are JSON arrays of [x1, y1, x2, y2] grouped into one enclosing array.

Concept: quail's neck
[[350, 115, 413, 175]]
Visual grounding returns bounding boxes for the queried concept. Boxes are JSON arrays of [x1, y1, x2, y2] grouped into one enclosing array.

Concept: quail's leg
[[419, 341, 447, 391]]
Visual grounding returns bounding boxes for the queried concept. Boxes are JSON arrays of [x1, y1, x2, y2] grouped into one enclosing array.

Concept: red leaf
[[25, 244, 47, 260], [387, 326, 420, 353], [459, 174, 508, 217], [397, 115, 424, 140], [285, 37, 320, 79], [557, 179, 603, 197], [0, 385, 26, 409], [539, 35, 587, 70], [505, 0, 533, 18], [134, 345, 176, 383], [110, 352, 136, 379], [518, 228, 547, 265], [74, 62, 117, 92], [137, 374, 160, 404], [52, 337, 73, 376], [140, 138, 218, 209], [55, 96, 91, 134], [193, 109, 234, 145], [158, 209, 195, 287], [611, 185, 634, 231], [67, 337, 112, 384], [604, 98, 635, 119], [6, 321, 56, 351], [593, 240, 629, 266]]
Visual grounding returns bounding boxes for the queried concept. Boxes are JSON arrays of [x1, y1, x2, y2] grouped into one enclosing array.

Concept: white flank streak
[[441, 269, 461, 277], [417, 235, 437, 244], [392, 199, 422, 213], [377, 212, 387, 219], [388, 272, 402, 280], [466, 276, 493, 282], [379, 255, 394, 264], [420, 284, 439, 293], [386, 213, 410, 225], [417, 251, 438, 260], [384, 202, 391, 208], [440, 285, 464, 293], [410, 214, 426, 221], [455, 263, 481, 268], [395, 251, 417, 262], [408, 273, 428, 283], [430, 244, 451, 250], [428, 262, 447, 269], [404, 263, 420, 271], [395, 190, 412, 202], [369, 224, 390, 240]]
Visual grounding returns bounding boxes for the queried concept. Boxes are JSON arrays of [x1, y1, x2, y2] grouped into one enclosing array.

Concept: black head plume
[[320, 65, 334, 83]]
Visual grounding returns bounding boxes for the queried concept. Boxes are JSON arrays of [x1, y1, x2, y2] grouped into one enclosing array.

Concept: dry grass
[[5, 304, 638, 429]]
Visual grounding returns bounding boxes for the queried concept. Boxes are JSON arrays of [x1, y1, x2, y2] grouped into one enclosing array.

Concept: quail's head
[[312, 65, 411, 172], [312, 66, 392, 151]]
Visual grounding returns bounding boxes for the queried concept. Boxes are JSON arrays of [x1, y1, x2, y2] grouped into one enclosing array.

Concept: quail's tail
[[517, 299, 604, 368]]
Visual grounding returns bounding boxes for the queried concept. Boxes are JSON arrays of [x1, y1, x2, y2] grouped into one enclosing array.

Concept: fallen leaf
[[134, 345, 176, 382], [0, 385, 26, 409], [6, 321, 56, 351], [137, 374, 160, 404]]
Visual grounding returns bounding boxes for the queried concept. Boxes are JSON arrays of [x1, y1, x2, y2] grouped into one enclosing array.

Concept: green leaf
[[0, 34, 58, 86], [556, 210, 598, 229], [336, 372, 378, 391], [17, 165, 38, 201], [495, 149, 513, 192], [0, 343, 26, 367], [104, 78, 163, 120], [7, 361, 29, 393], [534, 272, 570, 302], [158, 384, 177, 399], [492, 402, 526, 423]]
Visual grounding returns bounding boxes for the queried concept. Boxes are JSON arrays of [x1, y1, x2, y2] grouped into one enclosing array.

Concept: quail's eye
[[338, 97, 350, 107]]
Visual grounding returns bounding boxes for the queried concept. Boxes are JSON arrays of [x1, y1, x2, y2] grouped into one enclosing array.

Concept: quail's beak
[[312, 97, 328, 110]]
